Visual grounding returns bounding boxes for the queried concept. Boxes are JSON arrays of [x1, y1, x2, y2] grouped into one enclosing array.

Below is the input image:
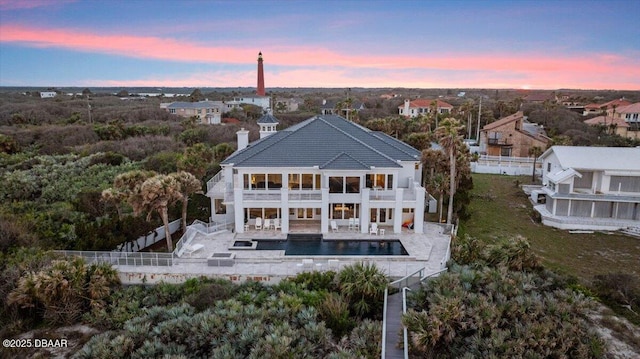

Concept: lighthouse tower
[[257, 52, 265, 96]]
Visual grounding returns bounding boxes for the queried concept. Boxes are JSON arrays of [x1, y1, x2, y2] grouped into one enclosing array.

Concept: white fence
[[471, 155, 542, 176], [115, 219, 181, 253], [55, 250, 175, 266]]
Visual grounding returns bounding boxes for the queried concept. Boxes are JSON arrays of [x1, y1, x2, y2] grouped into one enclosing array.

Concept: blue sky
[[1, 0, 638, 89]]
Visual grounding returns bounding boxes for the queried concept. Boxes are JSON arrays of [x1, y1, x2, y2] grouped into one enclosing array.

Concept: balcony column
[[281, 187, 289, 233], [360, 188, 371, 234], [413, 187, 425, 233], [394, 188, 403, 234], [320, 188, 329, 233], [233, 188, 244, 233]]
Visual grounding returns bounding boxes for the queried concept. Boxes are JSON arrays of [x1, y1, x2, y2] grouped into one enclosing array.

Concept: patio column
[[321, 188, 329, 233], [233, 187, 244, 233], [414, 186, 425, 233], [394, 188, 403, 233], [281, 187, 289, 233], [360, 188, 371, 234]]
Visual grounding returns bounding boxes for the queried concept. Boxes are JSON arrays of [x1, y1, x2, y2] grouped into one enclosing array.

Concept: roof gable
[[482, 111, 523, 131], [320, 152, 370, 170]]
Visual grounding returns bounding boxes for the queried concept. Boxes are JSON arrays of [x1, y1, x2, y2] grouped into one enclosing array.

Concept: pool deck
[[116, 222, 451, 284]]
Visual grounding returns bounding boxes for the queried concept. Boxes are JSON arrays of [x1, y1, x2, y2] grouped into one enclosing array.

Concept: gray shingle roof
[[167, 101, 221, 109], [223, 115, 420, 169], [257, 113, 279, 124]]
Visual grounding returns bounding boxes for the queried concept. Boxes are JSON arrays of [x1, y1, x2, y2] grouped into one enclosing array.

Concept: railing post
[[402, 287, 412, 359], [381, 287, 388, 359]]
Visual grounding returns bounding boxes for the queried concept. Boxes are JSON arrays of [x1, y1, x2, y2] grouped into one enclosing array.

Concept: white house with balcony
[[206, 114, 429, 235], [532, 146, 640, 230]]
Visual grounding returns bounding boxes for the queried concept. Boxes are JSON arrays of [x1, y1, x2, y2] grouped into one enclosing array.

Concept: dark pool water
[[254, 239, 408, 256]]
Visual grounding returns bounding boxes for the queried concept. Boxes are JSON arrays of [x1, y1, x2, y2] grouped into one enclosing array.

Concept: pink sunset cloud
[[2, 24, 639, 89]]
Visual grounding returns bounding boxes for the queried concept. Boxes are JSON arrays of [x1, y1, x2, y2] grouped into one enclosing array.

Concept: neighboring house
[[163, 101, 223, 124], [582, 98, 632, 116], [616, 102, 640, 138], [479, 111, 550, 157], [40, 91, 57, 98], [320, 99, 366, 116], [399, 99, 453, 118], [532, 146, 640, 230], [226, 96, 271, 112], [206, 114, 428, 235], [583, 102, 640, 139], [274, 98, 301, 112]]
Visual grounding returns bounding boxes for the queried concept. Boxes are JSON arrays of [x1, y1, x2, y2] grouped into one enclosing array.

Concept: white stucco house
[[532, 146, 640, 230], [206, 114, 429, 235]]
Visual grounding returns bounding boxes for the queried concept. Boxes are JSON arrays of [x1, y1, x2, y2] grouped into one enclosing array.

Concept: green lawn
[[460, 173, 640, 284]]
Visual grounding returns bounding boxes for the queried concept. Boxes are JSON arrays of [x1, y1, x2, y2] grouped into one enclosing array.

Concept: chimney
[[403, 99, 410, 116], [237, 128, 249, 151]]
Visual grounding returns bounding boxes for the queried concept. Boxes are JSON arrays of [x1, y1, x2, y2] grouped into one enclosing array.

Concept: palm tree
[[112, 170, 156, 216], [528, 146, 543, 183], [170, 171, 203, 231], [337, 262, 388, 318], [427, 173, 448, 223], [140, 174, 181, 250], [177, 143, 214, 180], [435, 118, 464, 224]]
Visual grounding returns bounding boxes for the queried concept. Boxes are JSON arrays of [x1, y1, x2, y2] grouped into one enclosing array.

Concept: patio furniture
[[182, 243, 204, 257], [264, 218, 271, 230], [370, 223, 378, 235], [273, 218, 281, 230], [348, 217, 355, 230], [379, 228, 386, 236], [331, 220, 338, 232], [302, 258, 314, 269], [255, 217, 262, 230]]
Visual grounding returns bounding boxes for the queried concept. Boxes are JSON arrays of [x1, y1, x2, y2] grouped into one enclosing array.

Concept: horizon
[[1, 0, 639, 90]]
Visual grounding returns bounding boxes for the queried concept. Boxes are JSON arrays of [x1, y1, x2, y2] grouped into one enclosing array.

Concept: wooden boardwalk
[[383, 291, 405, 359]]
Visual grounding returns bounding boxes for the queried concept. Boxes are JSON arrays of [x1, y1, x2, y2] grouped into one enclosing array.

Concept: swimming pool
[[254, 238, 408, 256]]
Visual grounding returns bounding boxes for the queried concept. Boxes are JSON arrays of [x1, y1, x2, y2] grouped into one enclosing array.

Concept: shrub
[[403, 265, 605, 358], [7, 258, 120, 326]]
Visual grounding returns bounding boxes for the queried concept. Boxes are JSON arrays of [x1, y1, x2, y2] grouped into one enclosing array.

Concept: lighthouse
[[257, 52, 265, 96]]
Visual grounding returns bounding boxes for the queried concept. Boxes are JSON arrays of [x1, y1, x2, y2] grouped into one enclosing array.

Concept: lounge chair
[[183, 243, 204, 257], [273, 218, 281, 230], [370, 223, 378, 235], [264, 218, 271, 230], [255, 217, 262, 230], [348, 217, 355, 231], [331, 220, 338, 232]]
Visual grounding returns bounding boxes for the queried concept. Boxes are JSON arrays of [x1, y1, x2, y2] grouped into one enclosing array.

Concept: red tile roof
[[584, 115, 629, 128], [617, 102, 640, 114]]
